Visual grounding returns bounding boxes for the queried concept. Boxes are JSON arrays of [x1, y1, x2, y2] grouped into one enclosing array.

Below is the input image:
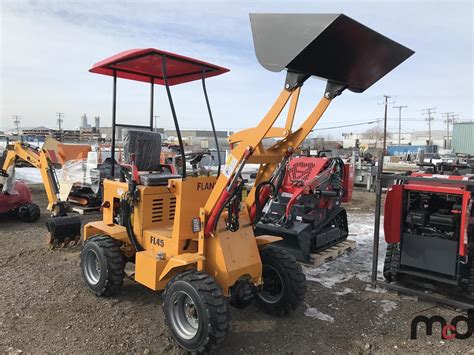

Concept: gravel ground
[[1, 185, 473, 354]]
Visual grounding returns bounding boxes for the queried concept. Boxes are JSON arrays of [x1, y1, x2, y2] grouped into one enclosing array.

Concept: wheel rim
[[169, 291, 199, 340], [84, 249, 101, 285], [259, 265, 284, 304]]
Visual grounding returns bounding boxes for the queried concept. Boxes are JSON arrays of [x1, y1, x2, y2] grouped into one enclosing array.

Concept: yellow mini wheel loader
[[80, 14, 413, 353]]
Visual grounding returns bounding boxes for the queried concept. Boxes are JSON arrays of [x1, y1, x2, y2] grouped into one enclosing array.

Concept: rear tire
[[255, 246, 306, 316], [17, 203, 40, 223], [163, 270, 229, 353], [383, 243, 401, 283], [80, 235, 125, 296]]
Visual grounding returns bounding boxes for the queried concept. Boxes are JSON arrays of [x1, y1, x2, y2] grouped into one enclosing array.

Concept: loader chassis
[[85, 177, 263, 292]]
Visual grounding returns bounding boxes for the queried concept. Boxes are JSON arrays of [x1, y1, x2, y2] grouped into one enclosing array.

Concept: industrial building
[[452, 122, 474, 155], [342, 129, 447, 149]]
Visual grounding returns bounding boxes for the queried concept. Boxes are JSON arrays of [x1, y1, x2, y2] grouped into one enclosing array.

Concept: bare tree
[[362, 125, 391, 148]]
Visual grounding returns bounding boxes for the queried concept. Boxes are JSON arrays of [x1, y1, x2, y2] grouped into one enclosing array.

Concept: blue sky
[[1, 0, 472, 139]]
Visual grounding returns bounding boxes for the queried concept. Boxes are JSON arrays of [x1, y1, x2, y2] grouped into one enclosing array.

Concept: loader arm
[[245, 93, 332, 208], [203, 81, 337, 235], [203, 13, 414, 235], [1, 142, 60, 211]]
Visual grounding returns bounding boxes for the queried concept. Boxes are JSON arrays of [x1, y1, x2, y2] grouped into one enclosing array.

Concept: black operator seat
[[123, 130, 181, 186]]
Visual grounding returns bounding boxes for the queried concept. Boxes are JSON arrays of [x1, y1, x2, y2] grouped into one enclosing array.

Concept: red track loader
[[254, 154, 354, 263]]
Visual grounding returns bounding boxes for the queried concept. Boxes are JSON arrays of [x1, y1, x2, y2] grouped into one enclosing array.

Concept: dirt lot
[[1, 186, 473, 354]]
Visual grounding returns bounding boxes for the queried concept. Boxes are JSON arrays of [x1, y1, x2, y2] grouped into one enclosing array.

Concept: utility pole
[[378, 95, 393, 154], [153, 115, 160, 132], [56, 112, 64, 141], [393, 105, 407, 146], [12, 115, 21, 137], [372, 94, 393, 285], [447, 113, 459, 149], [442, 112, 454, 148], [422, 107, 436, 145]]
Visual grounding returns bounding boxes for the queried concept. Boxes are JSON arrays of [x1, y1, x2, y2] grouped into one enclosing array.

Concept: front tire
[[163, 270, 229, 353], [255, 246, 306, 316], [80, 235, 125, 296]]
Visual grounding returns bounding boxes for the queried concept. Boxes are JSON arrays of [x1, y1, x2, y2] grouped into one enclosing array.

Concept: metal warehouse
[[452, 122, 474, 155]]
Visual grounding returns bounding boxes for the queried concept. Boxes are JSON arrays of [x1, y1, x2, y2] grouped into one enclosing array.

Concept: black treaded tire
[[383, 243, 402, 283], [255, 246, 306, 316], [80, 235, 125, 296], [163, 270, 229, 353], [17, 203, 40, 223]]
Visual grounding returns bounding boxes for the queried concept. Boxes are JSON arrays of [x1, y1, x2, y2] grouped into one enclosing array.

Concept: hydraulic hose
[[205, 180, 244, 236], [120, 194, 144, 252], [253, 181, 275, 224]]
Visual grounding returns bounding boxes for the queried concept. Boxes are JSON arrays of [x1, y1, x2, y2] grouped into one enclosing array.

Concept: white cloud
[[1, 0, 472, 137]]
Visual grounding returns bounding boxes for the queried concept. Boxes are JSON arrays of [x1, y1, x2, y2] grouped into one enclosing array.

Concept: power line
[[313, 120, 380, 131]]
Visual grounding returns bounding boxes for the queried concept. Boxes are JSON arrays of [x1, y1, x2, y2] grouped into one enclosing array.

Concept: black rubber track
[[383, 243, 401, 283], [163, 270, 229, 353], [80, 235, 125, 297], [466, 247, 474, 297], [255, 246, 306, 316]]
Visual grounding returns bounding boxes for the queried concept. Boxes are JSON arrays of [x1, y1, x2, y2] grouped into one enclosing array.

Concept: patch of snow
[[334, 287, 353, 296], [304, 307, 334, 322], [365, 285, 387, 294], [380, 300, 397, 314], [378, 300, 397, 318], [304, 212, 386, 288]]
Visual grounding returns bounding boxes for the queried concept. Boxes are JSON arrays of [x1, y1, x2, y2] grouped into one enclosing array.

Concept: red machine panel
[[342, 163, 354, 203], [384, 184, 404, 243]]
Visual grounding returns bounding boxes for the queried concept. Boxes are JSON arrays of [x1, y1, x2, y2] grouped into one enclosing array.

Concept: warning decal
[[223, 154, 238, 178]]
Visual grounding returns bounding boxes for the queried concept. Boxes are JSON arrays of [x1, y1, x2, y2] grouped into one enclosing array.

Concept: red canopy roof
[[89, 48, 229, 85]]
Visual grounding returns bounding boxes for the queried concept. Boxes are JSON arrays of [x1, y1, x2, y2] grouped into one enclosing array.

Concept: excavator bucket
[[250, 13, 414, 92], [46, 215, 82, 249]]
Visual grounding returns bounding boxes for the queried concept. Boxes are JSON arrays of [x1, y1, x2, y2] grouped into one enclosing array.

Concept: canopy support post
[[149, 78, 155, 131], [162, 55, 186, 179], [111, 71, 117, 177], [201, 67, 221, 177]]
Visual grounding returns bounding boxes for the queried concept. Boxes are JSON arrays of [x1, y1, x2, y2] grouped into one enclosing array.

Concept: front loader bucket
[[250, 13, 414, 92], [46, 216, 82, 248]]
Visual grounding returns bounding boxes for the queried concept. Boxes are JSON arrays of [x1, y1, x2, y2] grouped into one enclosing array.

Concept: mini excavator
[[1, 142, 81, 247], [79, 14, 413, 352]]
